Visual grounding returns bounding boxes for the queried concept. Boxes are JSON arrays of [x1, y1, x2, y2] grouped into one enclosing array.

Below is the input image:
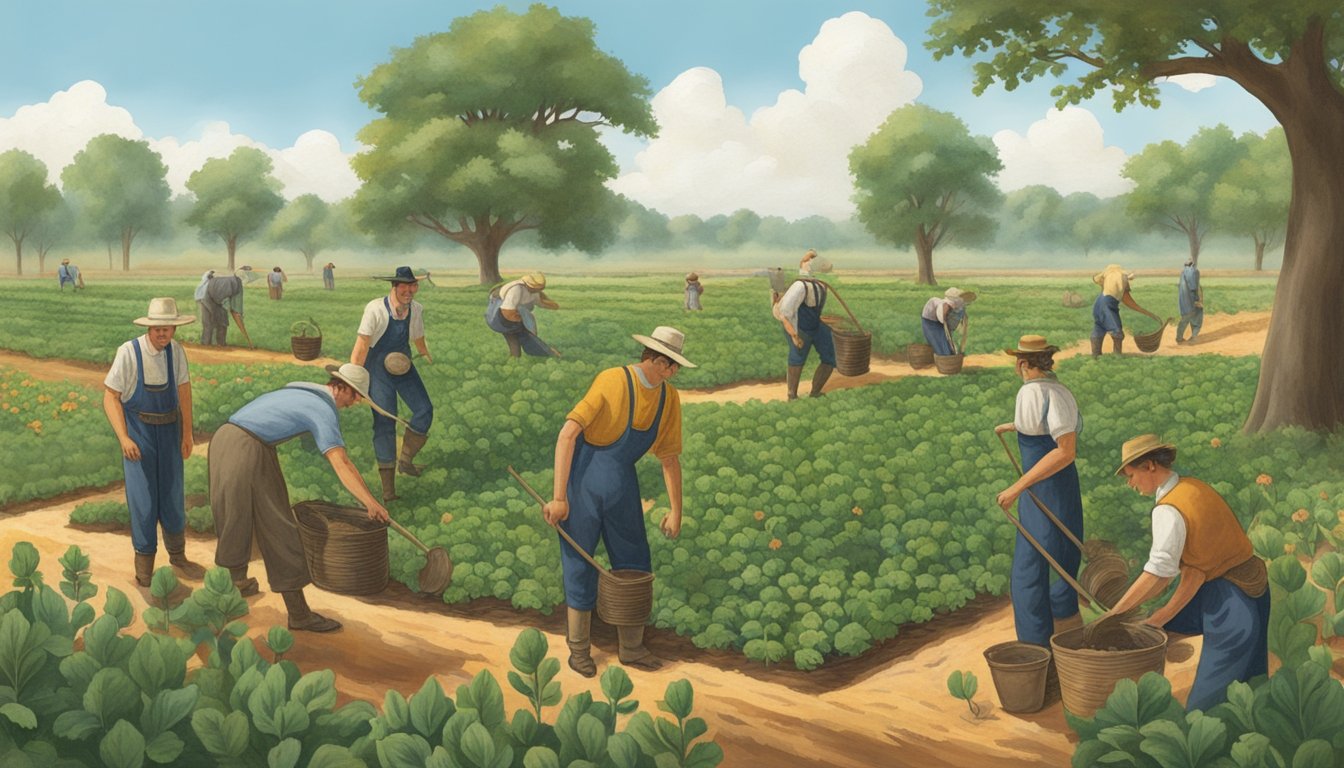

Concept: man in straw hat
[[920, 286, 977, 356], [769, 258, 836, 400], [1176, 258, 1204, 343], [994, 334, 1086, 647], [209, 363, 395, 632], [351, 266, 436, 502], [683, 272, 703, 311], [485, 271, 560, 357], [200, 266, 256, 347], [541, 326, 694, 676], [58, 258, 83, 291], [1090, 263, 1146, 356], [103, 298, 204, 587], [1100, 434, 1269, 711]]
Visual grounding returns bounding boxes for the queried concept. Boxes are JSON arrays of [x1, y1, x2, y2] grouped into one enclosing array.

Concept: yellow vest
[[1161, 477, 1253, 580]]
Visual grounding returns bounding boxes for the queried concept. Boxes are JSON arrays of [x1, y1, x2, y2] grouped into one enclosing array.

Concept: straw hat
[[325, 364, 409, 425], [803, 249, 817, 260], [133, 297, 196, 327], [236, 266, 259, 284], [521, 272, 546, 290], [945, 287, 978, 304], [631, 326, 697, 368], [61, 258, 70, 265], [1003, 334, 1059, 355], [1115, 434, 1177, 475], [685, 272, 699, 282]]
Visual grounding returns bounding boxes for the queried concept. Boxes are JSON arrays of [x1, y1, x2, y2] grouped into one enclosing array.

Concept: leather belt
[[135, 410, 179, 425]]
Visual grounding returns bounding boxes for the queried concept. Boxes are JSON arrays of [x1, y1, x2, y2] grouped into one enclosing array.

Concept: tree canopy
[[1212, 127, 1291, 270], [61, 134, 171, 271], [0, 150, 60, 275], [268, 194, 336, 271], [185, 147, 284, 271]]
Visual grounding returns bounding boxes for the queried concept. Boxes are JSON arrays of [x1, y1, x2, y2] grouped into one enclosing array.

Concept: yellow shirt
[[567, 366, 682, 459], [1163, 477, 1254, 580], [1092, 265, 1130, 299]]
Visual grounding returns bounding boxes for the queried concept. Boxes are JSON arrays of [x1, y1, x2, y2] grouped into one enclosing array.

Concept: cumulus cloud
[[992, 107, 1133, 197], [0, 80, 359, 201], [1157, 73, 1218, 93], [611, 12, 922, 220]]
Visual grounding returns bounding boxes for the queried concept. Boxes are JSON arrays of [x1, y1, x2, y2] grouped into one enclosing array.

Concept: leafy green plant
[[289, 317, 322, 338], [171, 567, 249, 665], [507, 628, 561, 722], [947, 670, 980, 718], [142, 567, 191, 636], [265, 626, 295, 664], [1309, 552, 1344, 638], [1266, 555, 1324, 669]]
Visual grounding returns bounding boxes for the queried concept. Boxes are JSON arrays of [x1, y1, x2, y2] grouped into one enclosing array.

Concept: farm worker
[[1090, 264, 1146, 356], [102, 298, 204, 587], [485, 272, 560, 357], [268, 266, 287, 300], [322, 262, 336, 291], [1176, 259, 1204, 343], [351, 265, 434, 502], [684, 273, 703, 311], [209, 363, 394, 632], [200, 266, 256, 347], [541, 326, 693, 676], [58, 258, 82, 291], [1103, 434, 1269, 711], [995, 335, 1085, 648], [193, 269, 215, 339], [769, 257, 835, 400], [920, 287, 977, 356]]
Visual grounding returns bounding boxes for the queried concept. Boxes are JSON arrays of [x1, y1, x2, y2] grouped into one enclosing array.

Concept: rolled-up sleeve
[[1143, 505, 1186, 578], [566, 368, 619, 432]]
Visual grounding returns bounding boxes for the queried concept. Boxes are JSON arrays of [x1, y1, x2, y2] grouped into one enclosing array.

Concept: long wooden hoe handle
[[386, 518, 429, 555], [507, 465, 609, 575], [807, 278, 866, 334], [996, 431, 1086, 552]]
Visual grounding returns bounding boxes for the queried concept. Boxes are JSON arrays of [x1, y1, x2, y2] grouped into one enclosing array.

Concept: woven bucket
[[1051, 625, 1167, 717], [293, 501, 388, 595], [983, 642, 1052, 714], [934, 353, 965, 375], [1132, 319, 1169, 353], [597, 569, 654, 625], [907, 343, 935, 369], [1080, 553, 1130, 610], [291, 335, 323, 361]]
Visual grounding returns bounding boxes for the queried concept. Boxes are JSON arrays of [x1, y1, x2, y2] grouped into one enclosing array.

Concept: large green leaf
[[9, 542, 39, 580], [144, 731, 184, 764], [409, 676, 451, 738], [383, 689, 410, 731], [0, 702, 36, 729], [53, 709, 102, 740], [509, 628, 548, 675], [601, 666, 634, 704], [268, 737, 302, 768], [248, 665, 290, 737], [104, 587, 134, 629], [460, 721, 501, 768], [292, 669, 338, 714], [1228, 732, 1280, 768], [1268, 557, 1306, 593], [83, 615, 135, 669], [685, 741, 726, 768], [31, 585, 70, 636], [376, 732, 432, 768], [523, 746, 561, 768], [658, 679, 694, 720], [99, 719, 146, 768], [191, 709, 249, 757], [140, 686, 198, 739], [1138, 713, 1227, 768], [0, 612, 48, 699], [84, 667, 139, 729], [1289, 740, 1336, 768], [576, 713, 607, 761], [308, 744, 367, 768], [456, 670, 506, 730], [607, 733, 640, 768]]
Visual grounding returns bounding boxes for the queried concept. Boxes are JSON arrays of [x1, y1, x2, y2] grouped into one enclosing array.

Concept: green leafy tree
[[0, 149, 60, 275], [849, 105, 1003, 285], [926, 1, 1344, 431], [1213, 127, 1291, 271], [60, 134, 171, 272], [717, 208, 762, 249], [1122, 125, 1246, 266], [30, 194, 74, 274], [998, 185, 1066, 251], [352, 5, 657, 283], [1068, 193, 1132, 257], [185, 147, 284, 271], [267, 194, 335, 272], [615, 197, 672, 249]]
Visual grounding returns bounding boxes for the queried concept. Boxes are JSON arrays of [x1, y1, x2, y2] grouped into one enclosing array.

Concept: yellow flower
[[25, 420, 41, 433], [36, 394, 51, 404], [852, 506, 863, 516], [753, 510, 765, 521], [1256, 474, 1273, 486], [66, 391, 78, 401], [8, 389, 16, 397], [1320, 491, 1330, 500], [60, 402, 77, 412], [1292, 509, 1309, 524], [768, 538, 782, 551], [1210, 438, 1222, 448], [1283, 543, 1296, 555], [9, 407, 18, 414], [440, 513, 453, 524]]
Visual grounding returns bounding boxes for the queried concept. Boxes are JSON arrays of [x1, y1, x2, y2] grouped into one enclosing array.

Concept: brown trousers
[[208, 423, 310, 591]]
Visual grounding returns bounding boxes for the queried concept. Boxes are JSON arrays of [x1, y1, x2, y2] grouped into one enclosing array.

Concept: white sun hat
[[325, 363, 410, 425], [631, 326, 697, 368], [133, 297, 196, 327]]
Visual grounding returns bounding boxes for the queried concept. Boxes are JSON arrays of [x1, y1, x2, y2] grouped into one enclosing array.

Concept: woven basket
[[597, 569, 654, 625], [1080, 553, 1130, 610], [933, 353, 965, 375], [293, 501, 388, 595], [907, 343, 935, 369], [291, 335, 323, 361], [1051, 625, 1167, 717], [1132, 319, 1170, 353], [984, 642, 1051, 714]]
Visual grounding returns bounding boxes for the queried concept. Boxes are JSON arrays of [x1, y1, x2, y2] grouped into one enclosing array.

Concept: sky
[[0, 0, 1279, 220]]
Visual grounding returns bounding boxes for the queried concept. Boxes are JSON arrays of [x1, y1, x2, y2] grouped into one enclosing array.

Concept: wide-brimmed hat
[[1115, 434, 1177, 475], [803, 249, 817, 259], [374, 266, 428, 284], [324, 364, 410, 425], [685, 272, 699, 282], [1004, 334, 1059, 356], [133, 297, 196, 327], [61, 258, 71, 264], [632, 326, 697, 368], [521, 272, 546, 290], [945, 287, 978, 304], [236, 266, 259, 284]]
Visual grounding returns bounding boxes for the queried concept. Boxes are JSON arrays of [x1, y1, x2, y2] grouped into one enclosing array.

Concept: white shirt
[[104, 336, 191, 403], [1013, 377, 1081, 439], [773, 280, 822, 329], [921, 297, 966, 325], [357, 296, 425, 346], [499, 280, 541, 311], [1143, 472, 1187, 579]]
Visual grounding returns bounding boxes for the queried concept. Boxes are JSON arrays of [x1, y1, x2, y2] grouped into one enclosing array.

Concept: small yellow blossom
[[852, 506, 863, 516], [1256, 474, 1273, 486], [1284, 543, 1296, 555], [753, 510, 765, 521], [1292, 509, 1309, 524], [1210, 438, 1222, 448], [768, 538, 782, 551]]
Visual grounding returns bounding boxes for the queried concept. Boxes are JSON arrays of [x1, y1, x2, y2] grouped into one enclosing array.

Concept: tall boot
[[1111, 335, 1124, 355], [809, 363, 834, 398], [566, 607, 597, 678], [506, 333, 523, 358], [378, 464, 399, 502], [228, 565, 259, 597], [1090, 336, 1103, 358], [134, 553, 155, 588], [398, 429, 429, 476], [163, 531, 205, 579], [282, 590, 341, 632], [785, 365, 803, 401], [617, 624, 663, 670]]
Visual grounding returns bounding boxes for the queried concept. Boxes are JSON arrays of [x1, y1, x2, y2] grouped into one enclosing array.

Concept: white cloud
[[1157, 73, 1217, 93], [0, 80, 359, 201], [992, 107, 1133, 197], [610, 12, 922, 220]]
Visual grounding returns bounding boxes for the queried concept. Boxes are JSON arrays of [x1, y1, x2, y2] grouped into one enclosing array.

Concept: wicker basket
[[1051, 625, 1167, 717], [984, 642, 1051, 714], [907, 343, 935, 369], [597, 569, 655, 625], [829, 327, 872, 376], [933, 353, 965, 375], [1079, 553, 1130, 610], [293, 501, 388, 595], [291, 335, 323, 361], [1131, 319, 1170, 354]]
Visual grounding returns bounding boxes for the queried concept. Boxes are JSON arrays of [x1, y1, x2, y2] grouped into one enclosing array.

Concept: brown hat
[[1004, 334, 1059, 356], [1115, 434, 1177, 475], [685, 272, 699, 282]]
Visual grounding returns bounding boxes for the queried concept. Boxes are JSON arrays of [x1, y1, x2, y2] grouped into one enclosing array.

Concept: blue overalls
[[921, 304, 965, 356], [1012, 380, 1084, 647], [485, 284, 553, 356], [1177, 265, 1203, 341], [124, 339, 186, 555], [560, 367, 664, 610], [1164, 576, 1270, 711], [785, 280, 836, 367], [1091, 293, 1123, 340], [366, 297, 433, 464]]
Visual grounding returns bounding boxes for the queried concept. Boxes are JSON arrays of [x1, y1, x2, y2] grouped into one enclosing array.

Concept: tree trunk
[[1253, 237, 1266, 271], [121, 227, 133, 271], [913, 226, 937, 286], [107, 243, 113, 270], [1243, 94, 1344, 432], [12, 239, 21, 276], [303, 250, 315, 273], [38, 250, 46, 274], [1185, 224, 1201, 266], [226, 236, 237, 272]]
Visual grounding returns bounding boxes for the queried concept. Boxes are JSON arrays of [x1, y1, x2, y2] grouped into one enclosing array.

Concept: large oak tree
[[352, 5, 656, 284], [1212, 127, 1291, 271], [61, 135, 171, 271], [185, 148, 284, 271], [0, 150, 59, 275], [928, 2, 1344, 432]]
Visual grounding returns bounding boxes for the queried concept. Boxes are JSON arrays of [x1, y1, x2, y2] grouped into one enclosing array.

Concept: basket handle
[[805, 279, 865, 334], [507, 465, 610, 576]]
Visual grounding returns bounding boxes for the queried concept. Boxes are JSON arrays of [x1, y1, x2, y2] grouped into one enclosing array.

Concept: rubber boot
[[398, 429, 428, 476], [379, 464, 399, 502], [786, 365, 803, 401], [134, 553, 155, 588], [282, 590, 341, 632], [809, 363, 834, 398], [1111, 335, 1124, 355], [1090, 336, 1103, 358], [163, 531, 205, 579], [617, 624, 663, 670], [566, 607, 597, 678], [228, 565, 259, 597]]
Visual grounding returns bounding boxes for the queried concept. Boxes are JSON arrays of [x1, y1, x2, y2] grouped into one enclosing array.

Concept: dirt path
[[682, 311, 1271, 405], [0, 344, 341, 388]]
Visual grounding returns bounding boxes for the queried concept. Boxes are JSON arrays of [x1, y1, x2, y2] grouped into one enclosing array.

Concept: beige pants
[[208, 423, 310, 591]]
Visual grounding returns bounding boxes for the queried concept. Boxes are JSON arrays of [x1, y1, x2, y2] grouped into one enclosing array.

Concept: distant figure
[[268, 266, 287, 300], [920, 287, 976, 356], [193, 270, 215, 332], [58, 258, 83, 291], [769, 257, 835, 400], [1090, 264, 1147, 356], [322, 262, 335, 291], [485, 272, 560, 358], [798, 249, 818, 276], [1176, 260, 1203, 343], [200, 266, 256, 347], [684, 272, 703, 311]]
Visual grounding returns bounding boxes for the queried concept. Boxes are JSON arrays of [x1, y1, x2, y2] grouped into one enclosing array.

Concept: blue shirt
[[228, 382, 345, 453]]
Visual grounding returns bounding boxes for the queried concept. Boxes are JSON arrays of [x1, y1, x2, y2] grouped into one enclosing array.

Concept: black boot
[[282, 590, 341, 632], [785, 365, 803, 401], [809, 364, 834, 397], [228, 566, 259, 596]]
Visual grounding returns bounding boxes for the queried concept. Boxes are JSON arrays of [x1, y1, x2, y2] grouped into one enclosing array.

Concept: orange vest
[[1161, 477, 1253, 580]]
